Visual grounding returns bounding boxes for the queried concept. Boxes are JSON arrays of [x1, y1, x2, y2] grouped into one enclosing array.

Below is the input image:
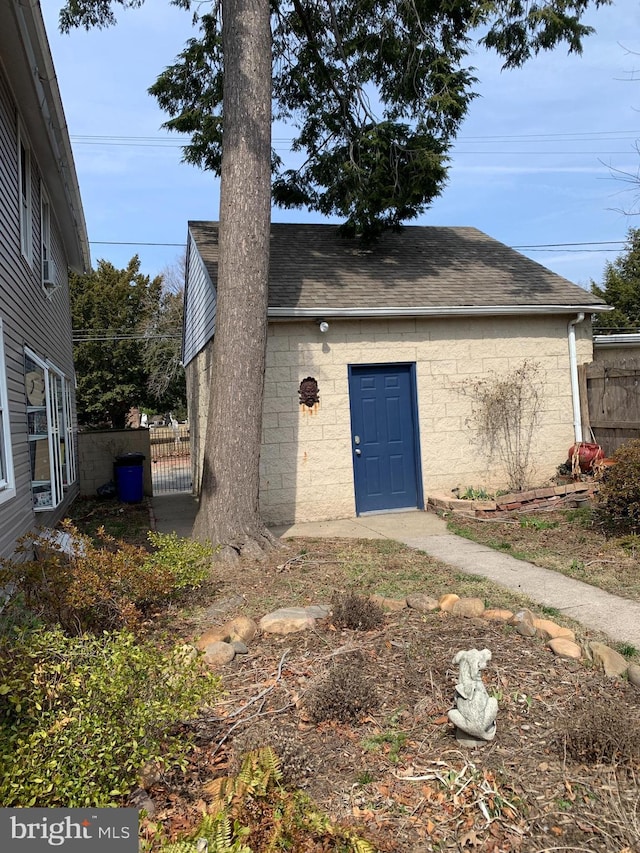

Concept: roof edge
[[268, 305, 612, 319]]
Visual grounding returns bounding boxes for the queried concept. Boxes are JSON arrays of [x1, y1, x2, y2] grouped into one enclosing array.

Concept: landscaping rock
[[589, 642, 629, 678], [231, 640, 249, 655], [202, 641, 236, 668], [259, 607, 316, 635], [406, 593, 439, 612], [508, 609, 537, 638], [627, 663, 640, 688], [227, 616, 258, 643], [533, 618, 575, 642], [195, 616, 258, 650], [547, 638, 582, 660], [369, 594, 407, 611], [483, 609, 513, 622], [305, 604, 331, 619], [196, 626, 231, 649], [438, 593, 460, 613], [451, 597, 485, 618]]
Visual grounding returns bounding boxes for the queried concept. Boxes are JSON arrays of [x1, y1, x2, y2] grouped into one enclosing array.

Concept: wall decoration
[[299, 377, 320, 408]]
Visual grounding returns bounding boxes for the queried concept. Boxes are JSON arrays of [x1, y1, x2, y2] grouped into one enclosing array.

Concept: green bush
[[0, 627, 221, 806], [0, 524, 213, 634], [595, 439, 640, 535], [144, 531, 212, 592]]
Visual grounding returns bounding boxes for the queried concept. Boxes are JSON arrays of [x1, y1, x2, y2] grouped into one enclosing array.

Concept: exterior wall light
[[318, 320, 329, 333]]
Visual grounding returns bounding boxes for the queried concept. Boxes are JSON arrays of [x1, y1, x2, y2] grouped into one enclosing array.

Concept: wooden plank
[[578, 363, 590, 433]]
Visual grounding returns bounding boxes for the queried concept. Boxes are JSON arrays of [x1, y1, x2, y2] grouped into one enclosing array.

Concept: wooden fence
[[580, 360, 640, 456]]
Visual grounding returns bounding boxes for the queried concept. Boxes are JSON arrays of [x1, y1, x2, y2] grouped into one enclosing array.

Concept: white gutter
[[268, 304, 609, 319], [594, 333, 640, 347], [568, 313, 585, 444]]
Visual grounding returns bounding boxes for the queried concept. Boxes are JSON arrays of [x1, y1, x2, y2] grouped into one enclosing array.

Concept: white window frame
[[18, 124, 32, 264], [40, 185, 55, 292], [0, 319, 16, 505], [24, 349, 76, 512]]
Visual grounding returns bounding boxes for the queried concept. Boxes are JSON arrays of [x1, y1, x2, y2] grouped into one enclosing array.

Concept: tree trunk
[[192, 0, 276, 559]]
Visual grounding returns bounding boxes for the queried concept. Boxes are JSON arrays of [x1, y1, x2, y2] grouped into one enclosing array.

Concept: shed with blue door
[[183, 222, 609, 525]]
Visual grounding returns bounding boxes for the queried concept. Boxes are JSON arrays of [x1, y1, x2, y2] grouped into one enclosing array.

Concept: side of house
[[0, 2, 89, 557], [184, 223, 607, 526]]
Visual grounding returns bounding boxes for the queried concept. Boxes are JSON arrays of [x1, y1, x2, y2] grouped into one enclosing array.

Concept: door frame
[[347, 361, 424, 516]]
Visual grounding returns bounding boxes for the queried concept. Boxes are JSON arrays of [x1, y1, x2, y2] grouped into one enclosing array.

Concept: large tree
[[71, 256, 163, 428], [591, 228, 640, 333], [60, 0, 608, 556]]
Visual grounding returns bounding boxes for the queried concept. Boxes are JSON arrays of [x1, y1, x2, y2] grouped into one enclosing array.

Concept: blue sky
[[40, 0, 640, 290]]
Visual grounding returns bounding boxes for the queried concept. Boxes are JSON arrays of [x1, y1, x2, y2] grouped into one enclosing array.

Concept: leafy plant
[[459, 487, 494, 501], [0, 523, 212, 634], [164, 748, 374, 853], [145, 531, 213, 591], [461, 360, 543, 492], [595, 439, 640, 535], [519, 516, 559, 531], [0, 627, 221, 806]]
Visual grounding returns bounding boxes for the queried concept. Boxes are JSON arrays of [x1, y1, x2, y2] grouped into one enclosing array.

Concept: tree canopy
[[71, 256, 186, 427], [62, 0, 610, 239], [591, 228, 640, 333]]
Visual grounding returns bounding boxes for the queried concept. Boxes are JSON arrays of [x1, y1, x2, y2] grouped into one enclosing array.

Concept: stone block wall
[[77, 429, 152, 498], [187, 314, 593, 525]]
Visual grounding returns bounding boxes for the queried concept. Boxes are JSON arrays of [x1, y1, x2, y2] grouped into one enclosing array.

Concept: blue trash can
[[114, 452, 145, 503]]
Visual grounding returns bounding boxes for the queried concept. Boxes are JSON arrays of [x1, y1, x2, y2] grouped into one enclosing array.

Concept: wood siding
[[0, 64, 78, 558], [583, 358, 640, 456]]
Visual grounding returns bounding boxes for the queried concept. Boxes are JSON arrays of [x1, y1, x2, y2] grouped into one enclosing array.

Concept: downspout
[[568, 313, 585, 444]]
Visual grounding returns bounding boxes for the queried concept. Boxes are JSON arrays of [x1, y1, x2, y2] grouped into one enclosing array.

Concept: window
[[0, 320, 16, 505], [40, 188, 55, 291], [18, 125, 32, 263], [24, 349, 76, 511]]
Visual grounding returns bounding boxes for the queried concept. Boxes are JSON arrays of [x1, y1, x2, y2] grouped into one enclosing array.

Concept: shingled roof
[[188, 221, 607, 315]]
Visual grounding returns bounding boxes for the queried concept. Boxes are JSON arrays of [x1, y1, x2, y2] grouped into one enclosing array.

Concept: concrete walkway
[[152, 495, 640, 648]]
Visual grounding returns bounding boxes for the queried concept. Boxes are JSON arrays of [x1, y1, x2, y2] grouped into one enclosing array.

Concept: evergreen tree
[[592, 228, 640, 333], [71, 257, 163, 428]]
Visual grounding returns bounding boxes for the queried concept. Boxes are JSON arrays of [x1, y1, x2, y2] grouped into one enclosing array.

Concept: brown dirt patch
[[139, 535, 640, 852]]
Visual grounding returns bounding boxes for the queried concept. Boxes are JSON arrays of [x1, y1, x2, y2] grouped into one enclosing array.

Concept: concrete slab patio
[[151, 495, 640, 648]]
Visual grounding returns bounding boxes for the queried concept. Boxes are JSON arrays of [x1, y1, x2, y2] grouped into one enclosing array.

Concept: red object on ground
[[568, 442, 604, 472]]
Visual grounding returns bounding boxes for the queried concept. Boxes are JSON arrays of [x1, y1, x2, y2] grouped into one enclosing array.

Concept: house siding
[[0, 62, 79, 558], [183, 231, 217, 367], [187, 313, 593, 525]]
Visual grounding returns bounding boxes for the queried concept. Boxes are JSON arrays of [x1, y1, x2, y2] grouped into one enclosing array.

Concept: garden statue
[[448, 648, 498, 745]]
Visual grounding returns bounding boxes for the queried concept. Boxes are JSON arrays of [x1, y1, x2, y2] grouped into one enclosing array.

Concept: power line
[[88, 237, 630, 251]]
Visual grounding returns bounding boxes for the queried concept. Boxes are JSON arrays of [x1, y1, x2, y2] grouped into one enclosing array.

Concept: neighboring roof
[[0, 0, 89, 272], [188, 221, 608, 317]]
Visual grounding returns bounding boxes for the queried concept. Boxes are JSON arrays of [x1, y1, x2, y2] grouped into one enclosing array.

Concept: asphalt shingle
[[188, 221, 607, 312]]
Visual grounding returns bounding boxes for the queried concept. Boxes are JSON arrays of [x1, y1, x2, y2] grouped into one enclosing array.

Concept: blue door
[[348, 364, 422, 514]]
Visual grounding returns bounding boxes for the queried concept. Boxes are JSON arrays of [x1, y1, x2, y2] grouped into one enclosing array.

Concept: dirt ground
[[145, 535, 639, 852], [66, 500, 640, 851]]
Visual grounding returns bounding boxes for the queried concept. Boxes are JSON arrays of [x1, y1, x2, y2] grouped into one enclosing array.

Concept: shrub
[[0, 523, 213, 634], [595, 439, 640, 535], [304, 655, 378, 722], [461, 360, 543, 492], [0, 627, 221, 806], [556, 698, 640, 767], [331, 592, 384, 631]]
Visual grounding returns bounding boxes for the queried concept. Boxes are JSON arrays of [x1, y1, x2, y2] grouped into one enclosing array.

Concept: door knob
[[355, 448, 361, 456]]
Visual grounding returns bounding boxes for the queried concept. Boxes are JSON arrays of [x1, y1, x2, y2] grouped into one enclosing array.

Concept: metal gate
[[149, 425, 192, 494]]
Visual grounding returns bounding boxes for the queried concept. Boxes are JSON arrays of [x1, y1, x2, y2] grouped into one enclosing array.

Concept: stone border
[[427, 481, 597, 519], [192, 592, 639, 689]]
